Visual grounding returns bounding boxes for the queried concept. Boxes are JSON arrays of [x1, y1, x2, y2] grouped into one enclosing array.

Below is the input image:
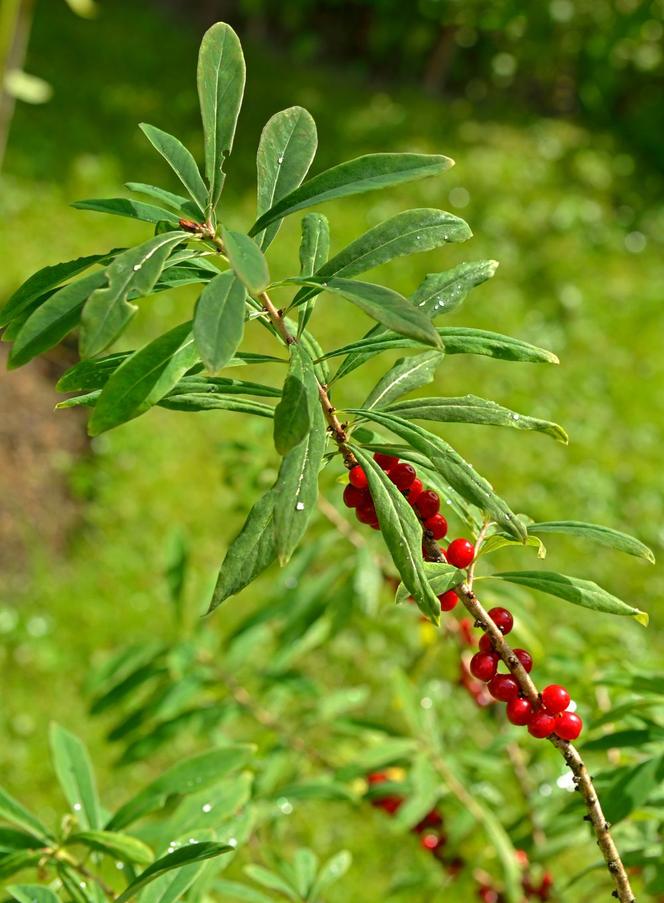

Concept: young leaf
[[88, 322, 199, 435], [8, 270, 107, 368], [273, 344, 318, 456], [139, 123, 208, 215], [115, 841, 232, 903], [7, 886, 60, 903], [527, 521, 655, 563], [0, 788, 51, 841], [387, 395, 568, 443], [126, 182, 201, 218], [208, 490, 278, 612], [66, 830, 153, 864], [412, 260, 499, 318], [197, 22, 246, 210], [490, 572, 648, 624], [480, 533, 546, 559], [351, 447, 442, 621], [297, 213, 330, 334], [350, 411, 526, 540], [243, 865, 299, 900], [49, 723, 101, 830], [221, 228, 270, 295], [193, 272, 246, 373], [80, 232, 186, 358], [107, 746, 252, 830], [362, 351, 443, 411], [394, 562, 464, 606], [274, 397, 326, 565], [72, 197, 180, 227], [250, 153, 454, 235], [256, 106, 318, 250]]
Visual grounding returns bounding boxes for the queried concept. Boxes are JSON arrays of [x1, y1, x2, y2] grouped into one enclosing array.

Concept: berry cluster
[[343, 453, 583, 743]]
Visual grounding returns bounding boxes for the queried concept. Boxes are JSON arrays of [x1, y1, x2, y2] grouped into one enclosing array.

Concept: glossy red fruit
[[488, 674, 520, 702], [343, 484, 366, 508], [470, 651, 499, 681], [487, 607, 513, 635], [356, 503, 377, 525], [506, 697, 533, 725], [528, 710, 557, 738], [420, 832, 442, 851], [541, 684, 571, 715], [406, 478, 424, 504], [479, 633, 494, 653], [424, 513, 448, 539], [414, 809, 443, 832], [348, 465, 368, 489], [374, 452, 399, 470], [389, 462, 417, 489], [367, 771, 387, 784], [555, 711, 583, 741], [513, 648, 533, 673], [380, 795, 403, 814], [438, 590, 458, 612], [415, 490, 440, 518], [446, 538, 475, 568]]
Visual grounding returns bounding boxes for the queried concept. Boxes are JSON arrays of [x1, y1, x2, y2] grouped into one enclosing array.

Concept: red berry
[[555, 711, 583, 741], [424, 513, 448, 539], [388, 462, 417, 490], [420, 832, 442, 851], [479, 633, 494, 653], [343, 484, 367, 508], [374, 452, 399, 470], [367, 771, 387, 784], [414, 809, 443, 832], [488, 674, 520, 701], [415, 490, 440, 518], [541, 684, 570, 715], [487, 607, 513, 635], [406, 478, 424, 504], [380, 795, 403, 814], [506, 697, 533, 725], [470, 651, 499, 681], [446, 538, 475, 569], [513, 648, 533, 673], [438, 590, 458, 612], [356, 503, 377, 525], [349, 465, 368, 489], [528, 710, 557, 738]]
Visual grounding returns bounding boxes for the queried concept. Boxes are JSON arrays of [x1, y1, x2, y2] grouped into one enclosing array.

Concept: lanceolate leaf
[[209, 490, 278, 612], [250, 153, 454, 235], [387, 395, 568, 442], [297, 213, 330, 335], [0, 788, 51, 841], [274, 398, 327, 564], [350, 411, 526, 540], [126, 182, 201, 218], [490, 572, 648, 624], [362, 351, 443, 411], [273, 344, 318, 456], [197, 22, 246, 210], [7, 886, 60, 903], [8, 270, 107, 368], [80, 232, 186, 358], [527, 521, 655, 563], [193, 272, 246, 372], [256, 106, 318, 250], [139, 123, 208, 215], [412, 260, 499, 318], [169, 375, 281, 398], [88, 321, 199, 435], [221, 228, 270, 295], [394, 562, 465, 606], [49, 723, 101, 830], [351, 447, 442, 621], [160, 396, 274, 417], [66, 830, 153, 864], [115, 842, 233, 903], [72, 197, 180, 227]]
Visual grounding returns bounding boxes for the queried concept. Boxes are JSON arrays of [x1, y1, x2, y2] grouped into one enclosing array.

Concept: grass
[[0, 1, 662, 899]]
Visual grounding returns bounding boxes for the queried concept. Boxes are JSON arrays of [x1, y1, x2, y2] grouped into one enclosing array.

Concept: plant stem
[[54, 849, 118, 900]]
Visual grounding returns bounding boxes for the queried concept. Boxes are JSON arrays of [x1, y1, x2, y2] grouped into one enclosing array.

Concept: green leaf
[[49, 723, 101, 830], [599, 755, 664, 823], [193, 272, 246, 373], [126, 182, 200, 218], [582, 727, 664, 753], [197, 22, 246, 211], [362, 351, 443, 411], [221, 228, 270, 295], [139, 123, 208, 215], [274, 397, 326, 565], [411, 260, 499, 318], [256, 106, 318, 250], [386, 395, 568, 443], [88, 322, 199, 435], [168, 376, 281, 398], [336, 737, 417, 779], [0, 829, 44, 853], [0, 787, 51, 841], [250, 153, 454, 235], [8, 270, 107, 367], [438, 327, 559, 364], [350, 411, 525, 540], [292, 848, 318, 897], [80, 232, 186, 358], [66, 830, 153, 864], [490, 571, 648, 624], [159, 395, 274, 417], [527, 521, 655, 563], [394, 562, 464, 606], [273, 344, 318, 456], [139, 860, 205, 903], [7, 885, 60, 903], [480, 533, 546, 559], [243, 865, 298, 900], [107, 746, 252, 830], [72, 197, 180, 227], [212, 880, 273, 903], [296, 213, 330, 335], [394, 753, 440, 831], [208, 490, 278, 612], [0, 251, 110, 328], [0, 852, 41, 880], [116, 841, 232, 903], [310, 850, 352, 897], [351, 447, 441, 621], [57, 353, 131, 392]]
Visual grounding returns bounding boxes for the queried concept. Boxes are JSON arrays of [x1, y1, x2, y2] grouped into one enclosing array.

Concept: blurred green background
[[0, 0, 662, 899]]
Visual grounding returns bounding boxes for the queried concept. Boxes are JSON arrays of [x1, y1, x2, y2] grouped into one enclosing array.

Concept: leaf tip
[[633, 609, 649, 627]]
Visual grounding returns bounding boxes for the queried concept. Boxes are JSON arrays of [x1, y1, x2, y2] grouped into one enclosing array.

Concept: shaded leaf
[[221, 228, 270, 295], [0, 852, 41, 880], [273, 344, 317, 455], [0, 829, 44, 853], [116, 841, 232, 903], [193, 272, 246, 372], [599, 755, 664, 823], [72, 197, 180, 227], [139, 123, 208, 215], [67, 830, 153, 864], [126, 182, 200, 218]]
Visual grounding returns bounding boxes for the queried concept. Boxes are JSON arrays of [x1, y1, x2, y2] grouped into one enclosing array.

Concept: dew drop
[[115, 861, 125, 870], [420, 696, 433, 709], [73, 803, 82, 811], [295, 501, 305, 511], [511, 413, 520, 421], [228, 837, 238, 848], [277, 155, 284, 164], [202, 803, 213, 813], [132, 264, 142, 272]]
